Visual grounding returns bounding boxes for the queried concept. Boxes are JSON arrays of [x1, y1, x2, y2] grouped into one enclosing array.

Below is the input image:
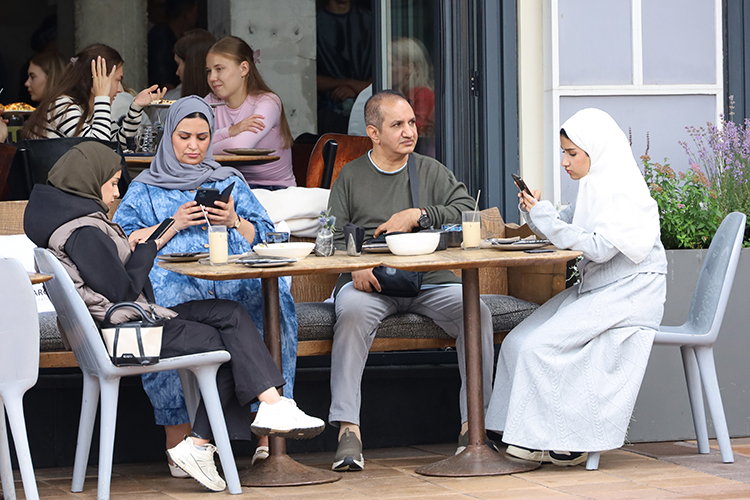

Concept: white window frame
[[544, 0, 724, 207]]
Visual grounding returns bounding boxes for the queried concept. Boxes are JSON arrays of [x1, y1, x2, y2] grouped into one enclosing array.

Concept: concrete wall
[[74, 0, 148, 90], [209, 0, 318, 138]]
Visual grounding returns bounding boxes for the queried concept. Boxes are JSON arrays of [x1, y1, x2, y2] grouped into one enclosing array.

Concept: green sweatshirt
[[328, 152, 476, 293]]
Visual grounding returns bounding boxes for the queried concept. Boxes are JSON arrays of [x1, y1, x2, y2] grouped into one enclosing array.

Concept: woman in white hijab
[[486, 108, 667, 466]]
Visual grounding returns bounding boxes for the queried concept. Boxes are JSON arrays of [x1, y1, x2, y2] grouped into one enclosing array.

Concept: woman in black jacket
[[24, 142, 324, 493]]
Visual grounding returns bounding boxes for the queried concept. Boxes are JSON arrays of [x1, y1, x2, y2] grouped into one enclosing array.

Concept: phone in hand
[[194, 182, 235, 208], [511, 173, 534, 197], [146, 218, 175, 242]]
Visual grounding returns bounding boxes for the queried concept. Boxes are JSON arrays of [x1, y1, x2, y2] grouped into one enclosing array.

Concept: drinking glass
[[461, 211, 482, 249], [208, 226, 228, 265]]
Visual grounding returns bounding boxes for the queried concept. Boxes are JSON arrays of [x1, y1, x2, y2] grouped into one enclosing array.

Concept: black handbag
[[372, 266, 423, 297], [371, 154, 424, 297]]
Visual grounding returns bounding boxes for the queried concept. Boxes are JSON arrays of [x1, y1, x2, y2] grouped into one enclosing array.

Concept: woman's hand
[[206, 196, 238, 227], [134, 85, 168, 108], [0, 119, 8, 143], [173, 200, 207, 231], [519, 189, 541, 211], [228, 114, 265, 137], [127, 231, 144, 252], [91, 56, 117, 97]]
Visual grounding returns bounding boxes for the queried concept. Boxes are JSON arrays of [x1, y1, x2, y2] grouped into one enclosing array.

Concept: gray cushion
[[39, 312, 66, 352], [37, 294, 540, 352], [296, 294, 538, 343]]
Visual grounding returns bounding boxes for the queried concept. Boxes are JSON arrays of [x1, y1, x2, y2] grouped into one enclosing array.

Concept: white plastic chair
[[586, 212, 746, 470], [34, 248, 242, 499], [0, 258, 41, 500]]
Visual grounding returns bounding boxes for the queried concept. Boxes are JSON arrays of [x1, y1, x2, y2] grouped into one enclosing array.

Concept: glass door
[[378, 0, 519, 218]]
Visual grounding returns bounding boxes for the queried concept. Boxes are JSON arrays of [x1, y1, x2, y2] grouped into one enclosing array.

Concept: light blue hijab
[[134, 96, 247, 190]]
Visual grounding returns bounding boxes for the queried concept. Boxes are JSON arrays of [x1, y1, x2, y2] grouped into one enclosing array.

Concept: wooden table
[[159, 246, 581, 483], [124, 154, 280, 165], [125, 154, 280, 178], [28, 272, 52, 285]]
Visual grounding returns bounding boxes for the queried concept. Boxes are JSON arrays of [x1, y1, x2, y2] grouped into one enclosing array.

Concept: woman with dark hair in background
[[172, 28, 217, 98], [25, 48, 67, 103], [205, 36, 296, 190], [22, 43, 166, 148]]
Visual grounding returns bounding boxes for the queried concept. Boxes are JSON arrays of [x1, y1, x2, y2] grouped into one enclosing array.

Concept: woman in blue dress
[[114, 96, 298, 470]]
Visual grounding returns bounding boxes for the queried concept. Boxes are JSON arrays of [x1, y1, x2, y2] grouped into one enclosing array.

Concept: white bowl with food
[[253, 242, 315, 260], [385, 232, 441, 256]]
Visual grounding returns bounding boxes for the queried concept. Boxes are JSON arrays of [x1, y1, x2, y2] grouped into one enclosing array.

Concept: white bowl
[[385, 232, 441, 256], [253, 242, 315, 260]]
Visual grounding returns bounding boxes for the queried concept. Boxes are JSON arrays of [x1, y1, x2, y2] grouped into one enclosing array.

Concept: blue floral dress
[[114, 175, 298, 425]]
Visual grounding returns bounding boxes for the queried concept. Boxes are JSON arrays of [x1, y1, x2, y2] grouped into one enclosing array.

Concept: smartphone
[[146, 218, 175, 242], [511, 173, 534, 197], [524, 248, 555, 253], [194, 182, 235, 208]]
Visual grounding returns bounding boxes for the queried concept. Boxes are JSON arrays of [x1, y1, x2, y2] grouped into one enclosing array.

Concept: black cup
[[343, 223, 365, 256]]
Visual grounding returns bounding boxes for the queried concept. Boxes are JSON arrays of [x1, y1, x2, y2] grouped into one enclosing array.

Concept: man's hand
[[374, 208, 421, 237], [352, 268, 381, 293]]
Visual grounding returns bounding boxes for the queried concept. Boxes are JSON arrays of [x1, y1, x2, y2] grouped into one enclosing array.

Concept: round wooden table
[[159, 246, 582, 483], [28, 273, 53, 285]]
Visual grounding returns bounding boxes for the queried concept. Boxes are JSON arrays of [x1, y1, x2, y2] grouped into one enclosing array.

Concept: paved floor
[[6, 438, 750, 499]]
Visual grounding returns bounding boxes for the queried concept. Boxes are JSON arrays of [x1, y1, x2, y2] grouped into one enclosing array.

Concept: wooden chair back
[[306, 133, 372, 188]]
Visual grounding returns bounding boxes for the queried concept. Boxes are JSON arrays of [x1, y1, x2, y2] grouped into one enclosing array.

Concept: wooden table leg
[[415, 267, 541, 476], [240, 277, 341, 487]]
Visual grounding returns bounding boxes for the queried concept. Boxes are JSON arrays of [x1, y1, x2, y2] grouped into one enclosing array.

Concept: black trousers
[[161, 299, 285, 441]]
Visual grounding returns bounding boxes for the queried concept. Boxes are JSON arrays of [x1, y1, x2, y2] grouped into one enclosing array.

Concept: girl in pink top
[[206, 36, 296, 189]]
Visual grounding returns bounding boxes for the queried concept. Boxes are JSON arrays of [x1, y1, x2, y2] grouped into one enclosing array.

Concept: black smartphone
[[194, 182, 235, 208], [146, 218, 175, 242], [511, 173, 534, 197], [524, 248, 555, 253]]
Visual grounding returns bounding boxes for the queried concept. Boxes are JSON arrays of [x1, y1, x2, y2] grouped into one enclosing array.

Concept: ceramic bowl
[[385, 232, 441, 256], [253, 242, 315, 260]]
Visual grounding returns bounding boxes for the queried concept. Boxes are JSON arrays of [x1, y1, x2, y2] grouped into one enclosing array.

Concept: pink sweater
[[206, 92, 295, 187]]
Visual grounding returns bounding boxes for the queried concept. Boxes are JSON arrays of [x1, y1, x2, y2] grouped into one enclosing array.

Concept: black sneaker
[[455, 431, 501, 455], [332, 429, 364, 471], [506, 444, 551, 463], [549, 450, 588, 466]]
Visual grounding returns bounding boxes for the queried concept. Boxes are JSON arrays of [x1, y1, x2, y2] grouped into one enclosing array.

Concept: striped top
[[43, 95, 142, 148]]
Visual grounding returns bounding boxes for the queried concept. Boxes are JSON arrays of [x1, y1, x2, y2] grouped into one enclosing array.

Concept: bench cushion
[[40, 311, 66, 352], [296, 294, 538, 342], [39, 294, 539, 353]]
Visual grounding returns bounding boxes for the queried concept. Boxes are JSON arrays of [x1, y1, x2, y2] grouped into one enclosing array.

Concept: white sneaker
[[168, 461, 190, 478], [251, 397, 325, 439], [251, 445, 269, 466], [167, 436, 226, 492]]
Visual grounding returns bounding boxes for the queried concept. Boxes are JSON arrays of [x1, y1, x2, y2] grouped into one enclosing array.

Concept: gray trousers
[[329, 284, 494, 427]]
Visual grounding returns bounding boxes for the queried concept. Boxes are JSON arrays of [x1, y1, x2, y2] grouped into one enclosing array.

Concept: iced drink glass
[[208, 226, 228, 265], [462, 211, 481, 249]]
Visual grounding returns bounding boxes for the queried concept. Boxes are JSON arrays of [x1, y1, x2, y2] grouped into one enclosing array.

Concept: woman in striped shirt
[[23, 43, 166, 149]]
